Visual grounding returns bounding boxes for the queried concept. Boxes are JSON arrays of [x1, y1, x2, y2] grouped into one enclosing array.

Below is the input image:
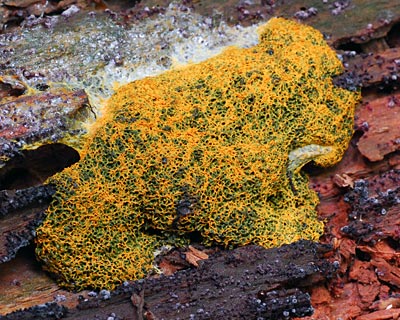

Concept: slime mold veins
[[35, 17, 360, 290]]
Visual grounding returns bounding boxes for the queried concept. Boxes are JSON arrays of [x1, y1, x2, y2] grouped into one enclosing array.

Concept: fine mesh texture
[[36, 18, 360, 290]]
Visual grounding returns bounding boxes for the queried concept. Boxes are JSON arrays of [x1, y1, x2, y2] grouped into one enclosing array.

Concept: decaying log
[[1, 240, 336, 320], [0, 184, 55, 263]]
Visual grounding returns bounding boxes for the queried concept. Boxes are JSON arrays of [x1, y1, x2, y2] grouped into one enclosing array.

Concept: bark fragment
[[0, 184, 55, 263], [0, 302, 67, 320], [342, 170, 400, 243], [355, 93, 400, 161], [337, 48, 400, 89]]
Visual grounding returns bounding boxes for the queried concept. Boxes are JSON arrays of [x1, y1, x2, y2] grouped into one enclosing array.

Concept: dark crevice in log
[[0, 143, 80, 190], [336, 42, 364, 54], [0, 142, 79, 262], [386, 21, 400, 48]]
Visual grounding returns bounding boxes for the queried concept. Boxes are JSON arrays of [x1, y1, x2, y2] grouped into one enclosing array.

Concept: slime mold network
[[36, 18, 360, 290]]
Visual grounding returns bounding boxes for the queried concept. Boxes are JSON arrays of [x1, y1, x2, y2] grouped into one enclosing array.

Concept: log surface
[[0, 240, 333, 320]]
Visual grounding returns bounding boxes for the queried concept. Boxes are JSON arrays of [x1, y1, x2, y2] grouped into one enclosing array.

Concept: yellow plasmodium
[[35, 17, 360, 290]]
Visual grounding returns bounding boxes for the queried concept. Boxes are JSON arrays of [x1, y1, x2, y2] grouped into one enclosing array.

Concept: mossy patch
[[35, 17, 360, 290]]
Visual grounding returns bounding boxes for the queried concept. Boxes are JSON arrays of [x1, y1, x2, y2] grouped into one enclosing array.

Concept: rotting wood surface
[[0, 240, 335, 320]]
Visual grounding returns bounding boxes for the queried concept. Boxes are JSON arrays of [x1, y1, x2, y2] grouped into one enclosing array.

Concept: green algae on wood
[[35, 17, 360, 290]]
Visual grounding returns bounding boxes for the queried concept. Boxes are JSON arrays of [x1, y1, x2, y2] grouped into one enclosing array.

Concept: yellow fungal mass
[[35, 18, 360, 290]]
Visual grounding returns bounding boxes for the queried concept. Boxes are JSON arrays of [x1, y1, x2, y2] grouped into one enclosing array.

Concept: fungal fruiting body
[[35, 17, 360, 290]]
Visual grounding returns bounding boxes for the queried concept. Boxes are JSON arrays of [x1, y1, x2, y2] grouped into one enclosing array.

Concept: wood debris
[[185, 245, 209, 267]]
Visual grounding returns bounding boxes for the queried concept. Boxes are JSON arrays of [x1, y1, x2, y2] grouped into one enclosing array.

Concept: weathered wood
[[355, 93, 400, 162], [0, 302, 67, 320], [1, 240, 335, 319], [341, 48, 400, 89], [0, 89, 89, 169], [125, 241, 333, 320], [0, 184, 54, 263]]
